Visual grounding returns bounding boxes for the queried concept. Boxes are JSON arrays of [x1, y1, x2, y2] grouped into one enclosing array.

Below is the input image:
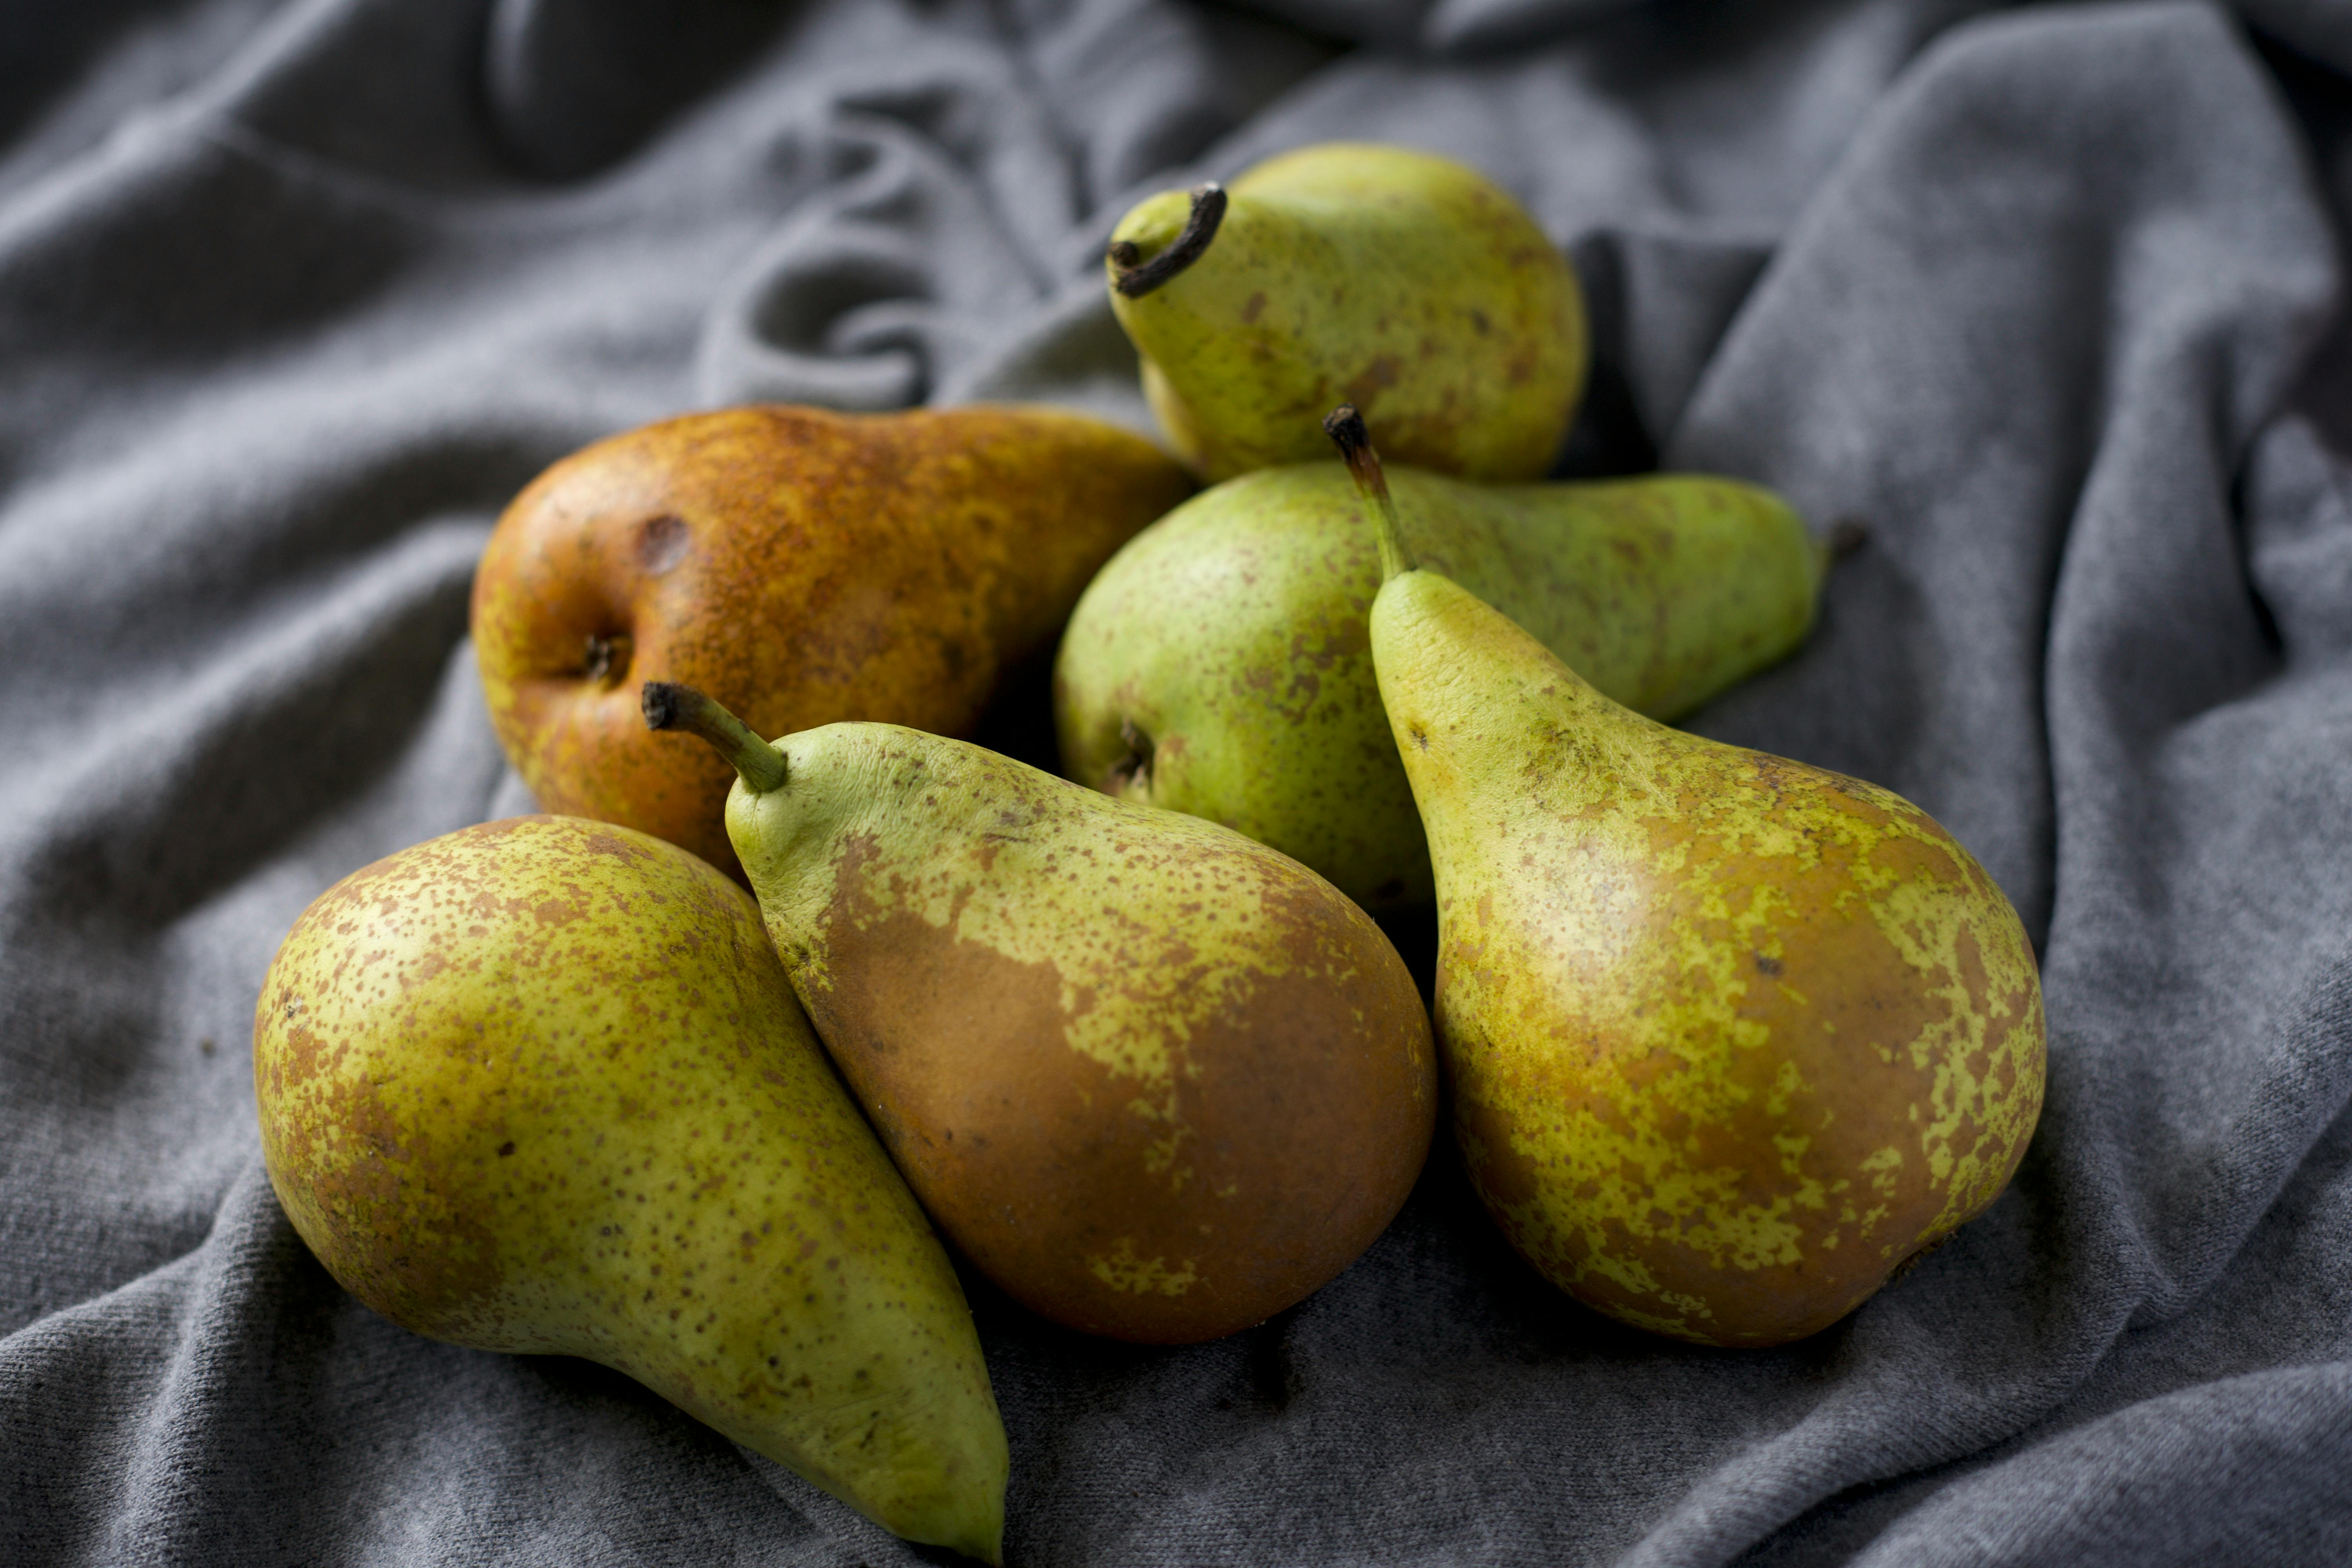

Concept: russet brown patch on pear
[[283, 1065, 515, 1341], [792, 824, 1434, 1344]]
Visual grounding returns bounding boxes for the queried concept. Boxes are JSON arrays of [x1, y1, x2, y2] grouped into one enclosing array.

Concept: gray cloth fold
[[7, 0, 2352, 1563]]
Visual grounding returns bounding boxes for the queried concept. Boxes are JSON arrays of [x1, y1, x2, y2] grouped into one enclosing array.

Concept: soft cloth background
[[5, 0, 2352, 1562]]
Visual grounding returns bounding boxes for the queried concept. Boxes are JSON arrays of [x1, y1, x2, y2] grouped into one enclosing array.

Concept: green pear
[[1055, 459, 1822, 910], [1335, 411, 2046, 1347], [252, 816, 1007, 1562], [642, 684, 1436, 1346], [1105, 142, 1584, 481]]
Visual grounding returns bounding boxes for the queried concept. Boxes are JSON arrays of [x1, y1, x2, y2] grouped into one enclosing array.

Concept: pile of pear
[[1082, 143, 2043, 1344], [257, 394, 1443, 1561], [249, 135, 2049, 1564], [254, 752, 1436, 1562], [1072, 142, 1826, 913]]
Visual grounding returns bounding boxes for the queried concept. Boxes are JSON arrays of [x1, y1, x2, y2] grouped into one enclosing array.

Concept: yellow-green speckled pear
[[1333, 411, 2046, 1347], [1106, 142, 1583, 481], [252, 816, 1007, 1562], [642, 684, 1436, 1345]]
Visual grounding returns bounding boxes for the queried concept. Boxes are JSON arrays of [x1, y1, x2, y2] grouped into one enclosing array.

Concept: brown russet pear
[[473, 404, 1193, 872], [1334, 410, 2046, 1347], [643, 682, 1437, 1344], [253, 816, 1007, 1561]]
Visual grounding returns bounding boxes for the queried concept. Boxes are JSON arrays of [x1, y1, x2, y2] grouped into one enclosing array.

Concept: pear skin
[[473, 404, 1192, 872], [253, 816, 1007, 1561], [1056, 461, 1822, 908], [645, 686, 1437, 1344], [1106, 143, 1584, 481]]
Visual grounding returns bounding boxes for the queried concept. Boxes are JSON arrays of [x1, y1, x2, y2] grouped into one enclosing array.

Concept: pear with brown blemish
[[252, 816, 1007, 1562], [1333, 409, 2047, 1347], [643, 683, 1436, 1344]]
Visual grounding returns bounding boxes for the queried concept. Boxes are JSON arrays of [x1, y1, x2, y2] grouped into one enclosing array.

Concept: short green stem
[[1323, 405, 1414, 582], [641, 682, 787, 794]]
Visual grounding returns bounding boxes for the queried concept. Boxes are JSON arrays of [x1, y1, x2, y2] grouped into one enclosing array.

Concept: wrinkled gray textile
[[5, 0, 2352, 1563]]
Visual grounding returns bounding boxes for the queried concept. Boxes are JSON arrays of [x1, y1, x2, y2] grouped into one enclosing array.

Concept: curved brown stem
[[1108, 184, 1227, 298], [641, 681, 787, 795], [1323, 405, 1415, 582]]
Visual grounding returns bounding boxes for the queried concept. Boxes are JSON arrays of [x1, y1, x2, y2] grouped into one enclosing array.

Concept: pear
[[473, 403, 1192, 873], [1105, 142, 1584, 482], [1332, 410, 2046, 1347], [252, 816, 1007, 1561], [1056, 460, 1821, 909], [642, 684, 1437, 1344]]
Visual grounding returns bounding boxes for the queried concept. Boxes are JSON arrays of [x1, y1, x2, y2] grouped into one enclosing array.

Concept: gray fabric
[[7, 0, 2352, 1562]]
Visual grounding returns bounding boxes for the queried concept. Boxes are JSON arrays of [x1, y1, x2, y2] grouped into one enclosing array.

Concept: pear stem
[[1107, 184, 1227, 298], [641, 682, 787, 794], [1323, 405, 1414, 582]]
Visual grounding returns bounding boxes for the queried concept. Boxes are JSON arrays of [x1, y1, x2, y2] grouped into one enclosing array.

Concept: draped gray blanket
[[7, 1, 2352, 1562]]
